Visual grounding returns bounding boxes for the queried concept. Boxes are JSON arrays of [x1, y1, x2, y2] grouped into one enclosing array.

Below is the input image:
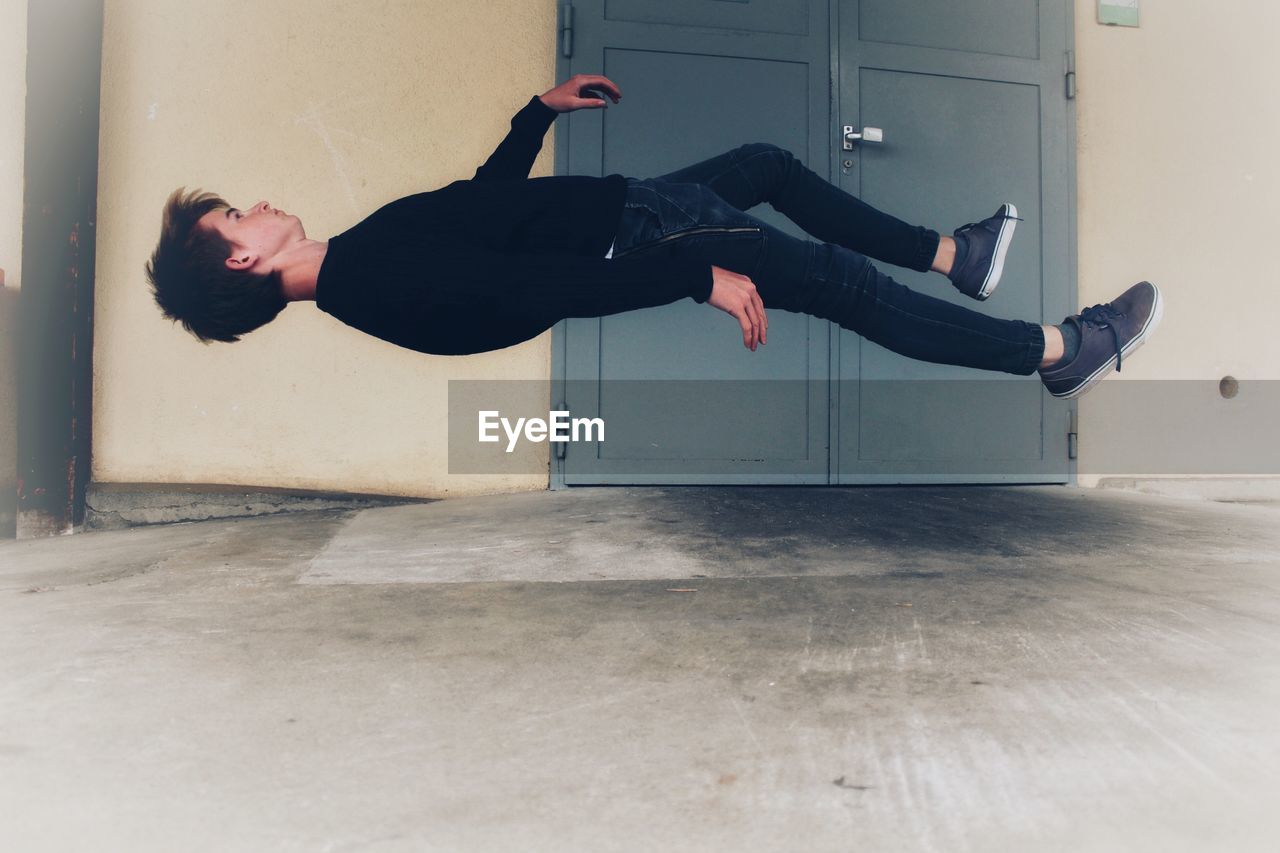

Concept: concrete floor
[[2, 485, 1278, 852]]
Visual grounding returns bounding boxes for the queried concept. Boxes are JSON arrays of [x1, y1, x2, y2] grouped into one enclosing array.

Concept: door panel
[[557, 0, 834, 484], [853, 72, 1045, 466], [859, 0, 1039, 59], [606, 0, 811, 37]]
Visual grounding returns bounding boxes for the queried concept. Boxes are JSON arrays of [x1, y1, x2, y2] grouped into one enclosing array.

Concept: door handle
[[843, 126, 884, 150]]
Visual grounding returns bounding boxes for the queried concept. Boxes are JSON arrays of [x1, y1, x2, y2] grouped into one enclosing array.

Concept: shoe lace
[[955, 212, 1026, 237], [1078, 303, 1127, 372]]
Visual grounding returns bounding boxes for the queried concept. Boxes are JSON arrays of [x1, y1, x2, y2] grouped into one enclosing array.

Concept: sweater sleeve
[[470, 96, 559, 182], [422, 248, 715, 317]]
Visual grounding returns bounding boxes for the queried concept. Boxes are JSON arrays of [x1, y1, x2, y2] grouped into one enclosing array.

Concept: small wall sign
[[1098, 0, 1139, 27]]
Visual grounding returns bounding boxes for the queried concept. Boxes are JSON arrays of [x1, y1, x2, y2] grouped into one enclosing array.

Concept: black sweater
[[314, 95, 714, 355]]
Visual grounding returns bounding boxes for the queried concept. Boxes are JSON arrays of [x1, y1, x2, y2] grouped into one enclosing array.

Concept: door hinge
[[1064, 50, 1076, 100], [555, 400, 569, 459], [559, 4, 574, 58], [1067, 408, 1078, 460]]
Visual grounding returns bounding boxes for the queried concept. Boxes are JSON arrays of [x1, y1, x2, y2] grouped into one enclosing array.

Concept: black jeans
[[611, 143, 1046, 375]]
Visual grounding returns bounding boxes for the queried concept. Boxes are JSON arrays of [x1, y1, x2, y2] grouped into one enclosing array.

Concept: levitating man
[[147, 75, 1161, 399]]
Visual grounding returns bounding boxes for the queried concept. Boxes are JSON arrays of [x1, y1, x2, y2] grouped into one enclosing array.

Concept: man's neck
[[276, 240, 329, 302]]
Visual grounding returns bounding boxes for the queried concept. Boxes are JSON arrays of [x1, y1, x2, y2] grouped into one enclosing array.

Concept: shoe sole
[[975, 203, 1017, 300], [1049, 283, 1164, 399]]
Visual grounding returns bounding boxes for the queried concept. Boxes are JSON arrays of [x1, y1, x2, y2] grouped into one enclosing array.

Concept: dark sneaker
[[948, 203, 1022, 301], [1038, 281, 1164, 399]]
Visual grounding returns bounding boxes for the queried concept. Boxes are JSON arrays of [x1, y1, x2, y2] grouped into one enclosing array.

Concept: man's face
[[198, 200, 305, 274]]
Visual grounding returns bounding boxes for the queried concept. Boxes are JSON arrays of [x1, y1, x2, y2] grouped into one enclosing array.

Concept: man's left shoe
[[1037, 281, 1164, 399], [948, 203, 1022, 301]]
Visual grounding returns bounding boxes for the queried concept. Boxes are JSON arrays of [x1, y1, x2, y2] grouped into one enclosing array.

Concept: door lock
[[843, 126, 884, 150]]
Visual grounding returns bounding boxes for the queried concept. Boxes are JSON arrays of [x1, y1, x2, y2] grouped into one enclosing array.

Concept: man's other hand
[[709, 265, 768, 352], [538, 74, 621, 113]]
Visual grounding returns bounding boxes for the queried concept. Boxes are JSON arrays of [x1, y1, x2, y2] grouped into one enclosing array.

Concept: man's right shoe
[[1038, 281, 1164, 399], [948, 203, 1022, 301]]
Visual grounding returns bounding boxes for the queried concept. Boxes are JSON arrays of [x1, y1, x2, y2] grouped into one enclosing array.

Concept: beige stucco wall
[[91, 1, 1279, 498], [0, 0, 23, 291], [94, 0, 559, 499], [1073, 1, 1280, 486], [1, 0, 26, 536]]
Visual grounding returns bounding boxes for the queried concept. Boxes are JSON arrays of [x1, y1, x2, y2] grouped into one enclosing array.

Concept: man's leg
[[653, 142, 943, 274], [617, 178, 1051, 375]]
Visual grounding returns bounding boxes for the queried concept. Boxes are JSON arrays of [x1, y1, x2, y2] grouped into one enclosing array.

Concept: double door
[[553, 0, 1075, 485]]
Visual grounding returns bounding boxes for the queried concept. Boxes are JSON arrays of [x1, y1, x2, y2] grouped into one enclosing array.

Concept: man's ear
[[225, 252, 258, 272]]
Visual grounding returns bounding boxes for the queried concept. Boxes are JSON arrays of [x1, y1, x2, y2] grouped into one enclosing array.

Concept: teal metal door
[[835, 1, 1075, 483], [552, 0, 1075, 485]]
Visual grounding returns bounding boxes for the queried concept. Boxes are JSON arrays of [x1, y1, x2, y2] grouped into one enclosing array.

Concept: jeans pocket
[[629, 179, 702, 228], [613, 203, 663, 256]]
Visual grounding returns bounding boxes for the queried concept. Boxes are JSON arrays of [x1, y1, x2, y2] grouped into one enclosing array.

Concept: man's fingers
[[737, 302, 752, 348], [582, 75, 621, 101], [746, 297, 765, 349], [754, 292, 768, 344], [734, 274, 766, 346], [741, 303, 760, 351]]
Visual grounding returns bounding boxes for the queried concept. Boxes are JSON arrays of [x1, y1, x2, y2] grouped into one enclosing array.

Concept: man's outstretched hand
[[538, 74, 621, 113], [709, 265, 768, 351]]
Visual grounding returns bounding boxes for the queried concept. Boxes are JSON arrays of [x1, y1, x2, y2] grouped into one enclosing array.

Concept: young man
[[147, 74, 1162, 399]]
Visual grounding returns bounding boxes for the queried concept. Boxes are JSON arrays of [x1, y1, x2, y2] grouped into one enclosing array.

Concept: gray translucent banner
[[448, 379, 1280, 477]]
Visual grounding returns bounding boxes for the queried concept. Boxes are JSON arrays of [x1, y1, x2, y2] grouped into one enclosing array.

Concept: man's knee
[[739, 141, 792, 160], [736, 143, 797, 188]]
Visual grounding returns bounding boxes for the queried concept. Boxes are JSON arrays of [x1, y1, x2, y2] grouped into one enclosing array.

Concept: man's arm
[[471, 75, 621, 181], [470, 96, 559, 182]]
